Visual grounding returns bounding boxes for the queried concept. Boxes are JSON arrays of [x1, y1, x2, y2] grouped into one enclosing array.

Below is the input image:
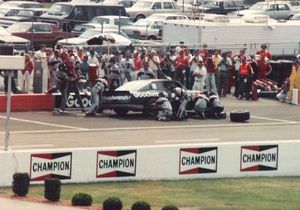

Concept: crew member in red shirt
[[256, 43, 272, 60], [174, 49, 189, 85], [237, 57, 253, 100], [20, 54, 34, 93]]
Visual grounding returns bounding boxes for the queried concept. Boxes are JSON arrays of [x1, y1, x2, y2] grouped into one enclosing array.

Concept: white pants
[[19, 71, 31, 93], [193, 80, 205, 91]]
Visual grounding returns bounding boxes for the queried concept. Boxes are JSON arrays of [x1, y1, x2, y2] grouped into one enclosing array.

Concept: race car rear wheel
[[114, 108, 129, 116], [230, 109, 250, 122]]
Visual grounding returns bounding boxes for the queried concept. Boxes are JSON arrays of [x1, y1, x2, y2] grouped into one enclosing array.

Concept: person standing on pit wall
[[19, 54, 34, 93], [174, 49, 189, 86], [48, 49, 61, 89], [288, 55, 300, 102], [217, 51, 232, 97], [33, 44, 48, 93]]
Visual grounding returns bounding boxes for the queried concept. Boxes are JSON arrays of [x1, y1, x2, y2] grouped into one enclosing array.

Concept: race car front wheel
[[114, 108, 129, 116]]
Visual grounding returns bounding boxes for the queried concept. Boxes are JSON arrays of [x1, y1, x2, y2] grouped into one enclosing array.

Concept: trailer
[[162, 14, 300, 56]]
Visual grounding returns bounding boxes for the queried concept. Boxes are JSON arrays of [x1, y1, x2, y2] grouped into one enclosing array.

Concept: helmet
[[158, 91, 167, 97]]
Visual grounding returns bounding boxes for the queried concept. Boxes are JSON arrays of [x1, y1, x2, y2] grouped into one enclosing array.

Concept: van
[[39, 2, 126, 32]]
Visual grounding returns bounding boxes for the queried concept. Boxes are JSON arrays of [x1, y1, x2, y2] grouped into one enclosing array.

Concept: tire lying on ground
[[230, 109, 250, 122]]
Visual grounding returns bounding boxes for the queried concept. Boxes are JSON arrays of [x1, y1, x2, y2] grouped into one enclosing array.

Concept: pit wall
[[0, 141, 299, 187]]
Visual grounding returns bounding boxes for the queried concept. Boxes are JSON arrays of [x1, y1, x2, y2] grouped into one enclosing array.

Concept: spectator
[[133, 50, 143, 72], [256, 43, 272, 60], [174, 49, 189, 85], [121, 52, 135, 82], [108, 57, 123, 90], [212, 49, 222, 89], [48, 49, 61, 88], [137, 60, 155, 80], [199, 43, 209, 62], [192, 60, 207, 91], [160, 53, 175, 79], [33, 44, 48, 93], [19, 54, 34, 93], [147, 49, 160, 78], [217, 52, 232, 97], [189, 50, 203, 89], [205, 55, 217, 93]]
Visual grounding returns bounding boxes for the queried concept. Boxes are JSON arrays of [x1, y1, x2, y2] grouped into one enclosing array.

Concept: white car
[[126, 0, 180, 21], [122, 18, 163, 40], [57, 28, 131, 46], [123, 14, 188, 40], [72, 15, 134, 36], [233, 1, 295, 20], [0, 26, 30, 49]]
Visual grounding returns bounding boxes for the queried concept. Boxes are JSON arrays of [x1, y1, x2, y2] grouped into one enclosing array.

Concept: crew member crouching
[[86, 77, 108, 116], [152, 92, 173, 121], [193, 91, 209, 119]]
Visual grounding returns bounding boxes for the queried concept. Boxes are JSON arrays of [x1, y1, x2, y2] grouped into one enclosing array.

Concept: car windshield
[[16, 10, 33, 17], [79, 29, 101, 38], [117, 80, 150, 91], [249, 3, 268, 10], [131, 1, 152, 8], [47, 4, 73, 16], [7, 23, 31, 33], [91, 17, 110, 24]]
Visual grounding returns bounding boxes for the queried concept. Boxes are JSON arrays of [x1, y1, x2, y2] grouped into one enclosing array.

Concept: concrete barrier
[[0, 140, 299, 187], [0, 94, 54, 112]]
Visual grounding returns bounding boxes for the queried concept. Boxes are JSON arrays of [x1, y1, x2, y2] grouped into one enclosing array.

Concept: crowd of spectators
[[1, 43, 299, 104]]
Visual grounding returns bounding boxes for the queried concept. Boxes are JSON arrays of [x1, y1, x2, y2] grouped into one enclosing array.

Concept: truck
[[162, 14, 300, 56]]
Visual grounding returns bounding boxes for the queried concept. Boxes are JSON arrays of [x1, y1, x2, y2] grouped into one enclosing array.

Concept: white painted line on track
[[251, 115, 298, 123], [0, 121, 298, 135], [0, 116, 89, 130], [155, 138, 220, 143], [0, 144, 53, 149]]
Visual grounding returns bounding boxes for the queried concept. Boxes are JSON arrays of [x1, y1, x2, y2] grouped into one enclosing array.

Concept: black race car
[[99, 79, 201, 115]]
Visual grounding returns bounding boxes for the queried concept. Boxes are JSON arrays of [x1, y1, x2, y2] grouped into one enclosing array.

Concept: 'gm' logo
[[30, 152, 72, 181], [179, 147, 217, 174], [240, 145, 278, 172], [97, 150, 137, 178]]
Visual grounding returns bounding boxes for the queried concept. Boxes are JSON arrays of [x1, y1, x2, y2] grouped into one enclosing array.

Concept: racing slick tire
[[143, 98, 158, 117], [230, 109, 250, 122], [114, 108, 129, 116]]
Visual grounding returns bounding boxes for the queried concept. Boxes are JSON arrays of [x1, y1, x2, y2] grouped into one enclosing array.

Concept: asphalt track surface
[[1, 95, 300, 151]]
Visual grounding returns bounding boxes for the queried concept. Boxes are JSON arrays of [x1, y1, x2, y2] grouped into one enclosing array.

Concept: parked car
[[7, 22, 73, 49], [39, 2, 126, 32], [122, 18, 163, 40], [233, 1, 295, 20], [123, 13, 188, 40], [0, 26, 30, 51], [57, 28, 130, 45], [0, 8, 48, 28], [0, 7, 22, 17], [192, 0, 247, 15], [72, 15, 134, 37], [290, 12, 300, 19], [0, 1, 43, 8], [99, 79, 201, 116], [125, 0, 180, 21]]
